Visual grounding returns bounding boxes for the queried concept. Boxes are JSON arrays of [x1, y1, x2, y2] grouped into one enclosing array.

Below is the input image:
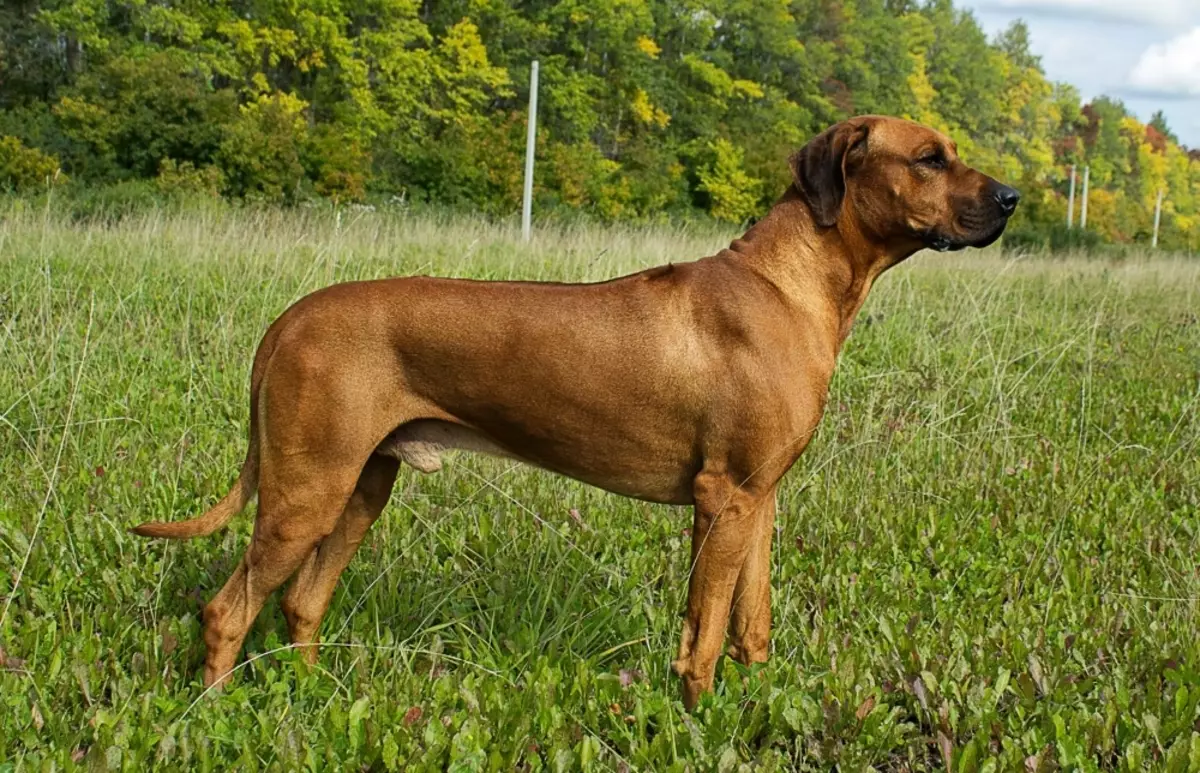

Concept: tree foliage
[[1, 0, 1198, 250]]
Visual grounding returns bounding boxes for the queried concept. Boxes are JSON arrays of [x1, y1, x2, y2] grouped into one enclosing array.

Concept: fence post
[[1080, 166, 1090, 231], [1067, 165, 1076, 229], [1152, 188, 1164, 249], [522, 60, 540, 243]]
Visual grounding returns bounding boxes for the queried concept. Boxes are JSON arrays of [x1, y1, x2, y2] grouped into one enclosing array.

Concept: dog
[[133, 115, 1019, 708]]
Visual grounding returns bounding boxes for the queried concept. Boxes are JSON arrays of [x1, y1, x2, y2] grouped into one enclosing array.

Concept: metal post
[[521, 60, 539, 242], [1152, 188, 1164, 248], [1067, 165, 1076, 229], [1080, 166, 1090, 231]]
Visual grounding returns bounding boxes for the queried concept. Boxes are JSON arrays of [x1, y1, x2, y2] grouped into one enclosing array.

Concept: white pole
[[1152, 188, 1164, 249], [522, 60, 539, 242], [1080, 166, 1090, 231], [1067, 165, 1076, 229]]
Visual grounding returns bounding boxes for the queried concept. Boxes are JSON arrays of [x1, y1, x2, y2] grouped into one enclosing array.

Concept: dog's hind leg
[[200, 453, 363, 688], [281, 454, 400, 663]]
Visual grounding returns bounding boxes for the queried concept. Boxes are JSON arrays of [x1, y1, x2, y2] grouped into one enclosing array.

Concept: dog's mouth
[[925, 210, 1012, 253], [924, 232, 964, 252]]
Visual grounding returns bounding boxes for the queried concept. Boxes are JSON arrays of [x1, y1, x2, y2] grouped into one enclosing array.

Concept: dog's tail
[[130, 449, 257, 539], [130, 319, 281, 540]]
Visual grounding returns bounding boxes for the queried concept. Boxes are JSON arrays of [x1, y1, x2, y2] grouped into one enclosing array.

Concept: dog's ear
[[790, 120, 870, 228]]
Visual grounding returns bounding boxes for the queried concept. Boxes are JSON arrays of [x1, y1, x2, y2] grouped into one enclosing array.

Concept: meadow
[[1, 205, 1199, 771]]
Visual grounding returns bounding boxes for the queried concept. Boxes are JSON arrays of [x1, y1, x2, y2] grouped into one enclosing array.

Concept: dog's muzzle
[[926, 183, 1021, 252]]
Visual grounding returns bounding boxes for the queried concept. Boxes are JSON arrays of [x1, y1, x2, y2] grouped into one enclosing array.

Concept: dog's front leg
[[726, 491, 775, 667], [672, 472, 774, 709]]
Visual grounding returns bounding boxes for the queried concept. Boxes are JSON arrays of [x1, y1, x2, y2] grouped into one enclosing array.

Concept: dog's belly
[[376, 418, 699, 505], [377, 419, 521, 473]]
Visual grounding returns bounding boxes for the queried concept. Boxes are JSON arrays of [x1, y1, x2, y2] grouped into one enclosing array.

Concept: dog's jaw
[[923, 215, 1010, 253]]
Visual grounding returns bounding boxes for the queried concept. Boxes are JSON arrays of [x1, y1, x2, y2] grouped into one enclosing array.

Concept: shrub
[[696, 138, 762, 224], [1002, 223, 1106, 254], [0, 135, 65, 192], [156, 159, 225, 199], [51, 51, 237, 182], [218, 93, 310, 203], [306, 127, 370, 204], [380, 113, 524, 215], [61, 180, 162, 222], [542, 141, 630, 220]]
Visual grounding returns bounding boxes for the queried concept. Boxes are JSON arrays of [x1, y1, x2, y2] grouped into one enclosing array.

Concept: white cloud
[[1128, 28, 1200, 96], [976, 0, 1195, 26], [963, 0, 1200, 145]]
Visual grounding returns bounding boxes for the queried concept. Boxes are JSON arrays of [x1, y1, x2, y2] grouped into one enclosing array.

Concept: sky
[[959, 0, 1200, 147]]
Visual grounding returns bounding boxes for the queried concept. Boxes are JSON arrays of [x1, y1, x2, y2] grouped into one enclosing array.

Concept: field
[[1, 205, 1199, 771]]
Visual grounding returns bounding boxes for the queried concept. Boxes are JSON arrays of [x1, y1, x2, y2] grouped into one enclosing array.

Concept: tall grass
[[1, 207, 1198, 770]]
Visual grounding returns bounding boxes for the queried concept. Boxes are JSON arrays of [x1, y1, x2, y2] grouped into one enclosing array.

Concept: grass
[[1, 205, 1199, 771]]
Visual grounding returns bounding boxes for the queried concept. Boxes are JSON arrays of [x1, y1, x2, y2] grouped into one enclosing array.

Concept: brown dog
[[133, 115, 1018, 708]]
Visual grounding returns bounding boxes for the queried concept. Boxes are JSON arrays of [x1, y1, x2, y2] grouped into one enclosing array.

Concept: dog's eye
[[916, 152, 946, 170]]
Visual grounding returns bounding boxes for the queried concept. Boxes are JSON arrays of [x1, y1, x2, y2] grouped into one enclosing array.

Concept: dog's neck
[[725, 188, 919, 351]]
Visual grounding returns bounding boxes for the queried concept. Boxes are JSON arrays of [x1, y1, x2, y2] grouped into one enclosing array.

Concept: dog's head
[[791, 116, 1019, 253]]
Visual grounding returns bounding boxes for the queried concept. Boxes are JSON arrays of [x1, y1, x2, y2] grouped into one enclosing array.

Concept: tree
[[1149, 110, 1178, 146]]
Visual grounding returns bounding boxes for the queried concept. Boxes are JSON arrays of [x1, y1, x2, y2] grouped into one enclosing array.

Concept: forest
[[2, 0, 1199, 251]]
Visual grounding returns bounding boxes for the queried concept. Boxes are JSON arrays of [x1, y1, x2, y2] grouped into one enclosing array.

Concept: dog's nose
[[994, 185, 1021, 216]]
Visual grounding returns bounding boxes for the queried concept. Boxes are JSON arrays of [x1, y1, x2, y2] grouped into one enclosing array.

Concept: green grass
[[2, 206, 1199, 771]]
